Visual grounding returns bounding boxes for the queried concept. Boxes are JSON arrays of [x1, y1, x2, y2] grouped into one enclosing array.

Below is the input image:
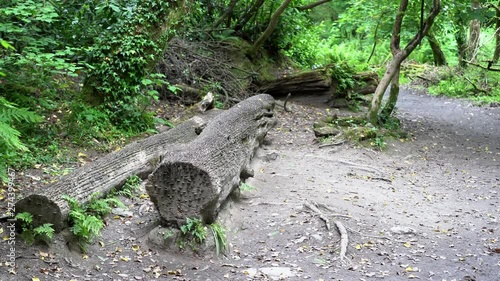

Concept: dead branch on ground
[[334, 220, 349, 262], [158, 38, 250, 106]]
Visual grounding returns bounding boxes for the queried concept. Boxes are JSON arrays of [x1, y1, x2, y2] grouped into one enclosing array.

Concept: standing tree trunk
[[234, 0, 265, 32], [427, 32, 447, 66], [367, 0, 441, 125], [213, 0, 239, 29], [455, 24, 468, 67], [247, 0, 292, 58], [492, 2, 500, 63], [467, 0, 482, 62]]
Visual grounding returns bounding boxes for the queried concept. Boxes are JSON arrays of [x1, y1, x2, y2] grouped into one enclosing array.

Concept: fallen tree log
[[15, 111, 221, 232], [146, 94, 277, 227], [257, 66, 379, 98]]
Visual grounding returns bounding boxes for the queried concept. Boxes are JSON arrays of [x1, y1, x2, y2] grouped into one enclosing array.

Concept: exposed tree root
[[334, 220, 349, 262], [344, 225, 391, 240], [304, 201, 330, 230]]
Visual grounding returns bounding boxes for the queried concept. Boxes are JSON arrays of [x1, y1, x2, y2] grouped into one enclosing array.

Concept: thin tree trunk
[[467, 0, 481, 62], [493, 2, 500, 63], [367, 0, 441, 125], [234, 0, 265, 32], [213, 0, 239, 29], [297, 0, 332, 11], [456, 25, 467, 67], [247, 0, 292, 58], [380, 65, 401, 119], [427, 32, 447, 66]]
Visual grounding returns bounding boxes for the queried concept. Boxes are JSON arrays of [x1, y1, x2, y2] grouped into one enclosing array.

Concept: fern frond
[[0, 122, 28, 151], [15, 212, 33, 224], [34, 223, 55, 240], [0, 107, 42, 123]]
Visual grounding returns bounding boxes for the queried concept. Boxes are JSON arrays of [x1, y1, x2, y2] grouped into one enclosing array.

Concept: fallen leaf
[[132, 244, 140, 251], [355, 244, 362, 250], [99, 241, 105, 247], [32, 278, 40, 281], [120, 256, 130, 262], [403, 242, 412, 248], [39, 251, 49, 258]]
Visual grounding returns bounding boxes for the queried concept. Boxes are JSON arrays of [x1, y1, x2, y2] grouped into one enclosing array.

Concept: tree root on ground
[[334, 220, 349, 262]]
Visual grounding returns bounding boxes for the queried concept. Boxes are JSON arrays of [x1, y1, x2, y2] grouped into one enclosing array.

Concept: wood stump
[[146, 94, 277, 227]]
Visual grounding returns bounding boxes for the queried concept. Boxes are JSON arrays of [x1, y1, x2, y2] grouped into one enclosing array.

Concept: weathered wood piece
[[146, 94, 277, 227], [15, 111, 221, 232], [258, 69, 332, 96], [257, 67, 379, 98]]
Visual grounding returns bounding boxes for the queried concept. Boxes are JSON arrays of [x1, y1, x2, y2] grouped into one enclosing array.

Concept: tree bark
[[248, 0, 292, 58], [213, 0, 239, 29], [380, 65, 401, 119], [427, 32, 447, 66], [297, 0, 332, 11], [492, 2, 500, 63], [256, 68, 379, 98], [146, 94, 277, 227], [467, 0, 481, 62], [15, 112, 221, 232], [234, 0, 265, 32], [367, 0, 441, 125], [455, 24, 468, 67]]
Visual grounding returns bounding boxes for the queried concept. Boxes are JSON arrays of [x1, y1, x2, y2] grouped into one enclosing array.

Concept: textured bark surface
[[15, 111, 221, 232], [146, 94, 277, 227], [258, 69, 332, 97], [258, 68, 378, 98]]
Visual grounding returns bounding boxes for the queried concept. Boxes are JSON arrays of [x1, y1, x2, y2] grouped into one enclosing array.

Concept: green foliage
[[15, 212, 55, 245], [67, 210, 104, 252], [62, 193, 125, 252], [177, 218, 227, 255], [427, 66, 500, 104], [209, 223, 228, 256], [82, 0, 177, 132], [112, 175, 142, 198], [86, 193, 126, 218], [0, 97, 43, 183], [239, 182, 255, 192], [180, 217, 207, 244], [178, 217, 207, 250], [318, 115, 404, 150]]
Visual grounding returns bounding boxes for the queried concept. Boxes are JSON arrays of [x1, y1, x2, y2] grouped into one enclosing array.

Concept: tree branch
[[213, 0, 239, 29], [248, 0, 292, 57], [297, 0, 332, 11]]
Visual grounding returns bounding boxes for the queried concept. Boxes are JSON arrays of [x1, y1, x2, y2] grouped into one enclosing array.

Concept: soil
[[1, 87, 499, 281]]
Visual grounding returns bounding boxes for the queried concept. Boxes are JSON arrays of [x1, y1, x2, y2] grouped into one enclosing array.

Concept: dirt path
[[1, 88, 499, 280]]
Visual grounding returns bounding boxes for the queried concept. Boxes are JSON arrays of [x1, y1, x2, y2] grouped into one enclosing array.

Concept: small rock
[[112, 207, 133, 217], [311, 234, 323, 241], [263, 152, 279, 162], [260, 267, 294, 280], [390, 226, 416, 234], [313, 126, 341, 137]]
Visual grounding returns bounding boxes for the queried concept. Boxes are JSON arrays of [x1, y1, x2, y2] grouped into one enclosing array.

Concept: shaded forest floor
[[1, 87, 499, 280]]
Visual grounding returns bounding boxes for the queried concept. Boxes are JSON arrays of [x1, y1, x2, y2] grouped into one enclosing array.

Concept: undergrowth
[[426, 66, 500, 105], [316, 115, 406, 151], [62, 192, 126, 252]]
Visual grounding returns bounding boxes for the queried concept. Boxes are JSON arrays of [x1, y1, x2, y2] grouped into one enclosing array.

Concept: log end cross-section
[[146, 94, 277, 227]]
